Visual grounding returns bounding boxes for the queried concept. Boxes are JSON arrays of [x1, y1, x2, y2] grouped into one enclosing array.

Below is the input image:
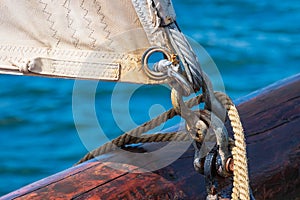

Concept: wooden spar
[[1, 74, 300, 200]]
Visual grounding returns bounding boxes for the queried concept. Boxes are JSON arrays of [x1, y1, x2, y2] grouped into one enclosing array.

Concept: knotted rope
[[75, 91, 250, 200]]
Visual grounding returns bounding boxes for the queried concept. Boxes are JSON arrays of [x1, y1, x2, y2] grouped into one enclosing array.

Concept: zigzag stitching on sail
[[38, 0, 60, 47], [131, 0, 165, 47], [0, 55, 7, 63], [80, 0, 97, 49], [93, 0, 113, 49], [120, 54, 137, 72], [132, 0, 153, 42], [63, 0, 80, 48], [0, 44, 143, 73], [0, 46, 42, 64]]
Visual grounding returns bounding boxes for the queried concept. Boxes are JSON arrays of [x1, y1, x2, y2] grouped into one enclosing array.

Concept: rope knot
[[10, 60, 34, 74]]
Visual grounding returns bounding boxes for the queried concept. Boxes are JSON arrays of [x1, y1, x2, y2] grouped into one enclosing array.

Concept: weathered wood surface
[[1, 74, 300, 200]]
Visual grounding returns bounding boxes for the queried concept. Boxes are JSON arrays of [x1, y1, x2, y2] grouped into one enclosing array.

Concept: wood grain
[[1, 74, 299, 200]]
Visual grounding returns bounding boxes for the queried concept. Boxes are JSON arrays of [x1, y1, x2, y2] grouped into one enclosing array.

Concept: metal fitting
[[152, 0, 176, 26]]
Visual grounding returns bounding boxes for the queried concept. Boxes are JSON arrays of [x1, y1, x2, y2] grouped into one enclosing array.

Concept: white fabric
[[0, 0, 176, 84]]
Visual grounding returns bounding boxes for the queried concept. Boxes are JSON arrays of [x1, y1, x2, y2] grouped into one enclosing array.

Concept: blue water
[[0, 0, 299, 196]]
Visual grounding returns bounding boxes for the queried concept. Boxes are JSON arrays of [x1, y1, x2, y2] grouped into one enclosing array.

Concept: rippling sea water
[[0, 0, 299, 196]]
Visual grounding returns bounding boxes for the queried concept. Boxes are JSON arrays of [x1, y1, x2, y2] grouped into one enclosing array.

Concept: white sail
[[0, 0, 202, 89]]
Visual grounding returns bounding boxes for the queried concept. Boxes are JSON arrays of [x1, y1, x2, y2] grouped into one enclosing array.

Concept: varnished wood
[[1, 74, 299, 200]]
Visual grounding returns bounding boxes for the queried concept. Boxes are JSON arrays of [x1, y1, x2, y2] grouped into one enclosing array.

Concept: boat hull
[[1, 74, 300, 200]]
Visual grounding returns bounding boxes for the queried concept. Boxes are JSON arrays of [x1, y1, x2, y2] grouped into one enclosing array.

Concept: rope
[[75, 94, 204, 165], [168, 27, 251, 198], [75, 91, 250, 200], [76, 131, 190, 164], [215, 92, 250, 200]]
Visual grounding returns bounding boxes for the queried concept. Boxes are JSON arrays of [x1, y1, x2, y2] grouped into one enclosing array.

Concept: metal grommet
[[142, 47, 172, 80]]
